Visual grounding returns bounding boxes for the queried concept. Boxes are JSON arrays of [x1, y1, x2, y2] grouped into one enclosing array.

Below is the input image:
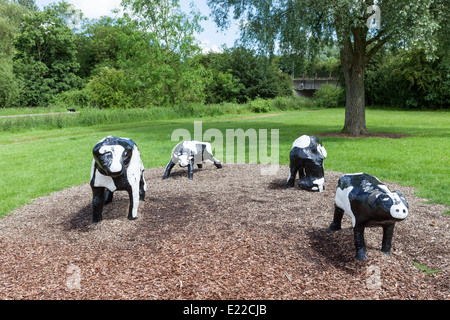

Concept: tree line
[[0, 0, 294, 109], [0, 0, 448, 113]]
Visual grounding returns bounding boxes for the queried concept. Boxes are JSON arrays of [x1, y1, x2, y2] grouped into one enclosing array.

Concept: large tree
[[13, 1, 81, 106], [120, 0, 207, 105], [0, 0, 28, 107], [207, 0, 445, 135]]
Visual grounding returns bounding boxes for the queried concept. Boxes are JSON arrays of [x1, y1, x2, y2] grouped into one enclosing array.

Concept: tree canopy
[[201, 46, 292, 103], [207, 0, 448, 134], [0, 0, 446, 112], [13, 1, 81, 107]]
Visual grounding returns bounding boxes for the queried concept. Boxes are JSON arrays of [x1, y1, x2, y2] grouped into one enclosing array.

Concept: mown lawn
[[0, 108, 448, 217]]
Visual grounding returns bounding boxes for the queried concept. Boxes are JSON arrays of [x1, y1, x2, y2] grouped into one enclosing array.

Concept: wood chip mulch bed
[[0, 164, 448, 300]]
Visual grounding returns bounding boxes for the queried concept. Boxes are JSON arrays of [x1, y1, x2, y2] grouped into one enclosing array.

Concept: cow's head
[[388, 191, 409, 219], [172, 141, 196, 167], [371, 190, 409, 220], [93, 136, 135, 177], [177, 153, 191, 167]]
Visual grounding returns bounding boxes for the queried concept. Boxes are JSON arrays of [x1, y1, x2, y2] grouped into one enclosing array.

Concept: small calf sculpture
[[327, 173, 409, 260], [285, 135, 327, 192], [90, 136, 146, 222], [163, 140, 222, 180]]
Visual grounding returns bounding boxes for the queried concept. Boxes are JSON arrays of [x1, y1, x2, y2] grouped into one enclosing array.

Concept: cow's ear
[[369, 192, 392, 209], [379, 194, 393, 211], [92, 143, 102, 154], [317, 144, 327, 158], [124, 146, 133, 155], [394, 190, 409, 208], [368, 191, 383, 207]]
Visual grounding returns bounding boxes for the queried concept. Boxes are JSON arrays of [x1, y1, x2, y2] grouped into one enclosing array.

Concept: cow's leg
[[381, 223, 395, 255], [104, 189, 114, 205], [203, 152, 222, 169], [163, 160, 175, 179], [188, 158, 194, 180], [285, 165, 298, 189], [298, 166, 306, 180], [327, 205, 344, 232], [211, 157, 222, 169], [92, 186, 105, 222], [353, 223, 368, 260], [127, 185, 140, 220], [298, 161, 316, 190], [139, 172, 146, 201]]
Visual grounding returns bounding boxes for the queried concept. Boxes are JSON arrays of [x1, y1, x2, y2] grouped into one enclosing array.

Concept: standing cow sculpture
[[163, 140, 222, 180], [327, 173, 409, 260], [285, 135, 327, 192], [90, 136, 146, 222]]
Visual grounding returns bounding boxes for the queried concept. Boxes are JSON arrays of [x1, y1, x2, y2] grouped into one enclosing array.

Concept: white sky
[[35, 0, 240, 52]]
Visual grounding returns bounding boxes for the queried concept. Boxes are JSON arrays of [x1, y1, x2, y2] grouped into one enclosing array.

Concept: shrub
[[271, 96, 314, 110], [248, 98, 271, 113], [53, 88, 92, 108], [313, 83, 344, 108], [204, 70, 244, 104], [84, 67, 132, 109]]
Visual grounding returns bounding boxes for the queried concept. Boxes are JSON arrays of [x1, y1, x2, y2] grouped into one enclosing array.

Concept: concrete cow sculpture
[[90, 136, 146, 222], [163, 140, 222, 180], [327, 173, 409, 260], [285, 135, 327, 192]]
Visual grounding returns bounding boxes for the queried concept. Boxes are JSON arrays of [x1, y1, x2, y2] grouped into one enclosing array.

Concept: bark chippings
[[0, 164, 448, 300]]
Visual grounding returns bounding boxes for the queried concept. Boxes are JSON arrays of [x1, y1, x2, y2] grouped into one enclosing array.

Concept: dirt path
[[0, 164, 448, 299], [233, 113, 286, 120], [0, 111, 79, 118]]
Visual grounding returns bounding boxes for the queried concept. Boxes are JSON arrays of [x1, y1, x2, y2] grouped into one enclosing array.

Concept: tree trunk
[[342, 64, 370, 135], [340, 32, 370, 136]]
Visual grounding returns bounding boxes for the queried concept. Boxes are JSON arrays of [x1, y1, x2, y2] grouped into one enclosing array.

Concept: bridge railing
[[294, 73, 336, 80]]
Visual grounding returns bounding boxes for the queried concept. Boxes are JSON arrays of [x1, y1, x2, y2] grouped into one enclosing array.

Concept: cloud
[[199, 39, 223, 54], [36, 0, 238, 51], [68, 0, 122, 19]]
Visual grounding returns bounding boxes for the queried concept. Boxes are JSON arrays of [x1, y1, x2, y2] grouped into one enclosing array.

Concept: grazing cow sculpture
[[327, 173, 409, 260], [285, 135, 327, 192], [90, 136, 146, 222], [163, 140, 222, 180]]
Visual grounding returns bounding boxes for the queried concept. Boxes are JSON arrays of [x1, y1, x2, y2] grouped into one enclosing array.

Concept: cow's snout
[[108, 158, 123, 175], [178, 154, 190, 167], [389, 192, 408, 220], [390, 203, 408, 219], [97, 145, 125, 176]]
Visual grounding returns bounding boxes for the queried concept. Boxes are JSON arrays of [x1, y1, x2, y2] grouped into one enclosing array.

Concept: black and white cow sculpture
[[163, 140, 222, 180], [285, 135, 327, 192], [90, 136, 146, 222], [327, 173, 409, 260]]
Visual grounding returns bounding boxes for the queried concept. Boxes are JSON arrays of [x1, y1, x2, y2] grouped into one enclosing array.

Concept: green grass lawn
[[0, 107, 449, 218]]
